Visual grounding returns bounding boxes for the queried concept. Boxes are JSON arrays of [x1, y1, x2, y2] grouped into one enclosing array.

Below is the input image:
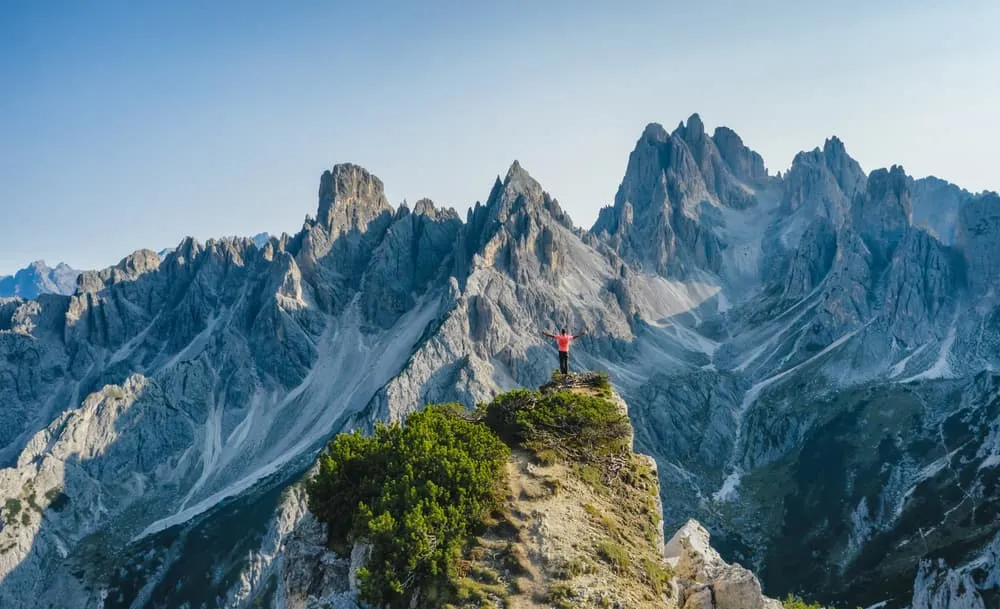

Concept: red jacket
[[555, 334, 573, 352]]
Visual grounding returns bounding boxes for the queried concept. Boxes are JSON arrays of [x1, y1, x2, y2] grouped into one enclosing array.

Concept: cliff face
[[249, 376, 782, 609]]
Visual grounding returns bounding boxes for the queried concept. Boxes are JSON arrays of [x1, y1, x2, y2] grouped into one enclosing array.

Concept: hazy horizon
[[2, 0, 998, 276]]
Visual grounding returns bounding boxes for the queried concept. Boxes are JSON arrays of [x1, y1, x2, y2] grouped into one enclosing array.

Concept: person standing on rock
[[541, 327, 587, 375]]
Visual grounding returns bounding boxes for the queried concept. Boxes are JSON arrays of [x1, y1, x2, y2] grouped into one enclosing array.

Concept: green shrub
[[306, 403, 510, 609], [482, 389, 629, 461], [782, 595, 826, 609], [3, 498, 22, 525]]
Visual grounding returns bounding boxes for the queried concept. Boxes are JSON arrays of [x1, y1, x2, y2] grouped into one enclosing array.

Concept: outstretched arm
[[540, 330, 555, 339], [572, 329, 587, 339]]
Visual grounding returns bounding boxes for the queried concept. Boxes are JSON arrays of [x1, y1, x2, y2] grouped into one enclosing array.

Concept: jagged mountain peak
[[782, 136, 866, 223], [457, 160, 580, 283], [822, 134, 847, 156], [316, 162, 393, 235], [481, 160, 569, 227], [504, 158, 527, 180], [673, 112, 706, 143], [412, 197, 435, 215], [850, 164, 913, 267], [593, 114, 770, 277], [76, 248, 162, 293], [866, 164, 910, 203], [498, 159, 546, 205], [641, 121, 669, 141]]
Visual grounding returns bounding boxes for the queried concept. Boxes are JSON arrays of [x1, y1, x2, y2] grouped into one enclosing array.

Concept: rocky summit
[[1, 114, 999, 609], [271, 376, 782, 609]]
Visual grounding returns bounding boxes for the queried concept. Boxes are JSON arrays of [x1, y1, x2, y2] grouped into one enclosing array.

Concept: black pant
[[559, 351, 568, 374]]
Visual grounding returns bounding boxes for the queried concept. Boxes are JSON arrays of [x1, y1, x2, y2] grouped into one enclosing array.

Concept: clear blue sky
[[2, 0, 998, 275]]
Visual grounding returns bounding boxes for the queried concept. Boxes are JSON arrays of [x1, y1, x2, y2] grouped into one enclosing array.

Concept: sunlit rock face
[[1, 117, 999, 609]]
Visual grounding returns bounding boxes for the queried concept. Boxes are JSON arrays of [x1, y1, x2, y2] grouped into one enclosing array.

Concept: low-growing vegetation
[[3, 498, 22, 526], [781, 594, 842, 609], [596, 539, 631, 572], [306, 377, 666, 608], [479, 387, 630, 463], [306, 403, 510, 608]]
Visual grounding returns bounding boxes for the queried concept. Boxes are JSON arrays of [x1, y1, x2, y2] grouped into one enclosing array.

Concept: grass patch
[[534, 449, 559, 466], [577, 464, 603, 487], [545, 582, 576, 608], [552, 557, 589, 580], [596, 539, 631, 572], [502, 544, 530, 575], [104, 386, 125, 400], [3, 498, 22, 526], [583, 503, 621, 537], [469, 564, 500, 585], [644, 557, 672, 596]]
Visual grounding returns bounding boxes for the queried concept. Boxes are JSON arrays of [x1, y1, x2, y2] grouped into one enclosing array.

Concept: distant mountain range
[[0, 115, 998, 609], [0, 261, 80, 299], [1, 234, 271, 300]]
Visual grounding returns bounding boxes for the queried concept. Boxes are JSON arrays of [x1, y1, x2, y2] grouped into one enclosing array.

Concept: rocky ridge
[[0, 116, 998, 608], [235, 377, 783, 609]]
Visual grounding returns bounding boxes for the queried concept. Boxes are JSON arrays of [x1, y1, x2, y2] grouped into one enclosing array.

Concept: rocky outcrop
[[297, 163, 396, 313], [276, 381, 780, 609], [957, 192, 1000, 297], [712, 126, 768, 187], [909, 531, 1000, 609], [666, 521, 781, 609], [781, 217, 837, 298], [851, 165, 912, 267], [359, 199, 462, 329], [910, 176, 971, 246], [224, 485, 359, 609]]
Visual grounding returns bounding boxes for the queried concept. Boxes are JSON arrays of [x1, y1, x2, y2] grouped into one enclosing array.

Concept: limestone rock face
[[712, 126, 768, 186], [592, 116, 763, 277], [2, 116, 1000, 609], [778, 137, 865, 251], [957, 191, 1000, 297], [910, 176, 970, 245], [316, 163, 393, 236], [851, 165, 912, 267], [781, 217, 837, 298], [666, 520, 781, 609]]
